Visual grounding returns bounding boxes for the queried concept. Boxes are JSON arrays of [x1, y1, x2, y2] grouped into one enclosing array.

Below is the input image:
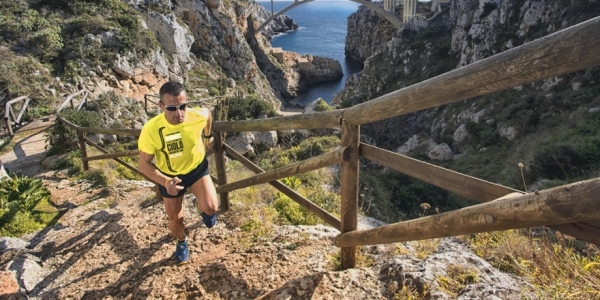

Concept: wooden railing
[[4, 96, 31, 137], [143, 94, 160, 114], [211, 16, 600, 269], [56, 91, 146, 185], [61, 16, 600, 270], [144, 94, 227, 115]]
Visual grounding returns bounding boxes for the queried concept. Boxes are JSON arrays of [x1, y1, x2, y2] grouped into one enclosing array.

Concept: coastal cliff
[[336, 0, 600, 221]]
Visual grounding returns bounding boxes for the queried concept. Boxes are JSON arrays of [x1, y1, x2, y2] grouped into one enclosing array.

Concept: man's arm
[[139, 151, 170, 185], [202, 107, 214, 150], [139, 151, 184, 195]]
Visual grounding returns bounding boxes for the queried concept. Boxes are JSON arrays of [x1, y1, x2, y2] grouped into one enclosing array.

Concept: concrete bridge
[[256, 0, 419, 33]]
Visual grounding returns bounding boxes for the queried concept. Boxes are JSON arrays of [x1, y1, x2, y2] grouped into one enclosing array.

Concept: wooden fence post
[[340, 120, 359, 269], [77, 130, 89, 171], [214, 131, 229, 212], [4, 118, 12, 137]]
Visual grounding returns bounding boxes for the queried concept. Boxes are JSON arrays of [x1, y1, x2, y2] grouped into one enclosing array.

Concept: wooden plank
[[85, 138, 150, 182], [56, 89, 87, 113], [213, 109, 343, 132], [223, 143, 341, 230], [216, 146, 347, 194], [85, 138, 163, 202], [82, 150, 140, 162], [76, 126, 141, 136], [76, 91, 89, 111], [360, 143, 522, 201], [56, 116, 79, 129], [214, 131, 230, 212], [15, 98, 30, 124], [343, 16, 600, 125], [340, 120, 360, 269], [360, 143, 600, 245], [78, 131, 89, 171], [335, 178, 600, 247], [550, 221, 600, 245], [56, 116, 141, 136], [5, 118, 12, 137], [4, 96, 28, 120]]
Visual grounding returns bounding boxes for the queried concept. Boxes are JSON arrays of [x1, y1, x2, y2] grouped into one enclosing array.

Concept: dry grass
[[396, 239, 442, 259], [462, 229, 600, 299]]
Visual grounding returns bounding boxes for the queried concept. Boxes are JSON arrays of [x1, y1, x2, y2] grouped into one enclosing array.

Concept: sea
[[257, 0, 363, 106]]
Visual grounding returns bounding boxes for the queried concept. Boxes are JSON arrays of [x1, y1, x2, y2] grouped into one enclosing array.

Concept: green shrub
[[273, 183, 340, 226], [314, 99, 331, 112], [0, 48, 57, 105], [46, 109, 101, 155], [529, 144, 587, 181], [223, 97, 278, 121], [24, 106, 54, 121], [0, 175, 55, 237], [208, 87, 220, 96], [465, 121, 499, 147]]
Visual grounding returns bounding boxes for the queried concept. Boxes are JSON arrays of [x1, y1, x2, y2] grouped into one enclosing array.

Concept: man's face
[[160, 91, 188, 125]]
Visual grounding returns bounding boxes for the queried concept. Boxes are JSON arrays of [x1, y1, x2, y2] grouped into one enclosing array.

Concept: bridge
[[256, 0, 413, 33]]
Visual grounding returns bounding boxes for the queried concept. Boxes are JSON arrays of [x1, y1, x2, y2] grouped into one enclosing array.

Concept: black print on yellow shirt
[[165, 132, 184, 159]]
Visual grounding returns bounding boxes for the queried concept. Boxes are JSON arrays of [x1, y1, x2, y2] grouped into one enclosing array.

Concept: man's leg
[[190, 175, 218, 215], [163, 196, 186, 240]]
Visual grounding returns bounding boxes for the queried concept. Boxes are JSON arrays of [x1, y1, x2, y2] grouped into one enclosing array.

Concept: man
[[138, 81, 218, 264]]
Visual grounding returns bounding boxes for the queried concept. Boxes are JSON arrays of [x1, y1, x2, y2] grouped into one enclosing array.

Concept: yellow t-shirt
[[138, 108, 207, 175]]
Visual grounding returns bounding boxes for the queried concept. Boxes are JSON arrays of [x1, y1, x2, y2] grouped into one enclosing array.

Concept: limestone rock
[[304, 56, 343, 84], [226, 132, 255, 156], [498, 124, 518, 140], [254, 131, 278, 149], [145, 12, 194, 64], [428, 143, 453, 161], [0, 271, 19, 296], [0, 238, 27, 254], [397, 135, 436, 155], [7, 254, 47, 292], [42, 154, 67, 170], [453, 124, 470, 146]]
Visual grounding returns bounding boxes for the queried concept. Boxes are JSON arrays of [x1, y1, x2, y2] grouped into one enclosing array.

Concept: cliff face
[[335, 0, 600, 194]]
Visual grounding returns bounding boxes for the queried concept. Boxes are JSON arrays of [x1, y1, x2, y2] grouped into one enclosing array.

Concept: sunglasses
[[162, 103, 188, 111]]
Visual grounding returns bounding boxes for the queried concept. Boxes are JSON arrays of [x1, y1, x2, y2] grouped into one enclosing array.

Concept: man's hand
[[165, 177, 184, 196], [204, 137, 214, 151]]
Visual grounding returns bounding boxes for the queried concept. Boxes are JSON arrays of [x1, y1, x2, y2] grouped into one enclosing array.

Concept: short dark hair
[[159, 81, 186, 102]]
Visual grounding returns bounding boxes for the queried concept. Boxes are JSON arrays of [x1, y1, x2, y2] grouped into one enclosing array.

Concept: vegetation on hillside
[[0, 0, 161, 150], [0, 174, 56, 237]]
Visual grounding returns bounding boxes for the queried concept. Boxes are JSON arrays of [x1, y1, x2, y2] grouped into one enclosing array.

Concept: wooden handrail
[[223, 143, 341, 230], [4, 96, 31, 137], [81, 150, 140, 162], [56, 115, 141, 136], [216, 146, 348, 194], [85, 137, 150, 181], [359, 143, 522, 201], [213, 109, 343, 132], [343, 16, 600, 125], [56, 89, 88, 113], [335, 178, 600, 247]]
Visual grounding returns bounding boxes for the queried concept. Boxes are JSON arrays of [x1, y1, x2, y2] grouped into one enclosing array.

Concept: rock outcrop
[[336, 0, 600, 157], [303, 56, 343, 85]]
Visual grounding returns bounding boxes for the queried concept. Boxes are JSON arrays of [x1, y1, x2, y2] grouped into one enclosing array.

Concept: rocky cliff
[[337, 0, 600, 161], [3, 0, 328, 111], [333, 0, 600, 224]]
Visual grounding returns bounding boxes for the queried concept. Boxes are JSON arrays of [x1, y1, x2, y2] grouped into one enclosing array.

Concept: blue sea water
[[257, 0, 363, 106]]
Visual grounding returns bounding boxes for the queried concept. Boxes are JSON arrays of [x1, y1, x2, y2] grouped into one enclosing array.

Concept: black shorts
[[158, 159, 209, 198]]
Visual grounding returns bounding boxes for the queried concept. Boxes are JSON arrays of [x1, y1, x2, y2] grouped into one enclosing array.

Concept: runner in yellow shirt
[[138, 81, 218, 264]]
